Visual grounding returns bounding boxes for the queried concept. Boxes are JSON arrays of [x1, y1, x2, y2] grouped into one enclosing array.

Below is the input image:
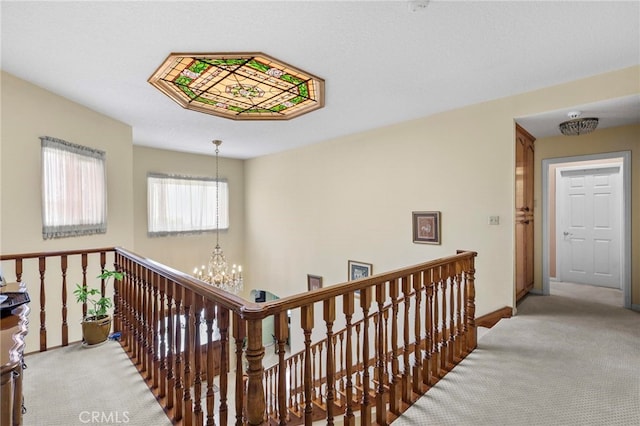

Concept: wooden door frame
[[541, 151, 631, 309]]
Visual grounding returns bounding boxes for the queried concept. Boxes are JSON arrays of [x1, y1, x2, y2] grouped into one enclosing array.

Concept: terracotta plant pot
[[82, 315, 112, 346]]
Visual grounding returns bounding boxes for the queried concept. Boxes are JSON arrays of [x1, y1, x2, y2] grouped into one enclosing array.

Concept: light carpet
[[21, 282, 639, 425], [395, 282, 640, 426], [22, 341, 171, 426]]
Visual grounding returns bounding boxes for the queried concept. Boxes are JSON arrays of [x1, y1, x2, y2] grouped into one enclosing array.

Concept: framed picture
[[348, 260, 373, 281], [307, 274, 323, 291], [412, 211, 441, 244]]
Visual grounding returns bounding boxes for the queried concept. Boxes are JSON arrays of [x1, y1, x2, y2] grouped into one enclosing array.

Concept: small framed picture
[[307, 274, 323, 291], [348, 260, 373, 281], [412, 211, 441, 244]]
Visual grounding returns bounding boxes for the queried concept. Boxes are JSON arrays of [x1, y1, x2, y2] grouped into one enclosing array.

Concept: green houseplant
[[74, 269, 124, 346]]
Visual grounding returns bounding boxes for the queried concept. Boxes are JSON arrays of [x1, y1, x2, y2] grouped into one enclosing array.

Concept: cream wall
[[132, 145, 245, 282], [533, 124, 640, 306], [1, 71, 134, 351], [245, 66, 640, 318], [1, 66, 638, 353]]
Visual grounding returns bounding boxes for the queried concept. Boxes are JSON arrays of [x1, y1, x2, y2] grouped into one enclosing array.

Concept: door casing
[[556, 165, 622, 288], [541, 151, 631, 308]]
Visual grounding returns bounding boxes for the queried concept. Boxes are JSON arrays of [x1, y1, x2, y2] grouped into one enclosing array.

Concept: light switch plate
[[489, 216, 500, 225]]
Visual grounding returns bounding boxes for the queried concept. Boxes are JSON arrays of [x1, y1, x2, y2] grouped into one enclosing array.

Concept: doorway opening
[[541, 151, 631, 308]]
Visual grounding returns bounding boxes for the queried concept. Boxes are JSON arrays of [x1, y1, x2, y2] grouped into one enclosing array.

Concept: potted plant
[[73, 269, 124, 346]]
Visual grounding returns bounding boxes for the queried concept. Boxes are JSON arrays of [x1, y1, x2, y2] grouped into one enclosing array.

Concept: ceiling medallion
[[149, 52, 325, 120]]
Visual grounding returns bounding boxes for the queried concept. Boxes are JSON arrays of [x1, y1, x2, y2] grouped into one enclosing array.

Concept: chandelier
[[193, 140, 243, 294], [559, 111, 599, 136]]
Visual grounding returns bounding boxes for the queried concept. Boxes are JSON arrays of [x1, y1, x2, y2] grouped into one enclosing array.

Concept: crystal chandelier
[[193, 140, 243, 294], [558, 111, 599, 136]]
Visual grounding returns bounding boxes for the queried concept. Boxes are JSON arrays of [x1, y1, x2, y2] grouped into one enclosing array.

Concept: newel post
[[245, 318, 266, 425]]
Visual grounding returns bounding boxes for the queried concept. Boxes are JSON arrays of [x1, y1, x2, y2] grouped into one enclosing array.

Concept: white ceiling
[[2, 1, 639, 159]]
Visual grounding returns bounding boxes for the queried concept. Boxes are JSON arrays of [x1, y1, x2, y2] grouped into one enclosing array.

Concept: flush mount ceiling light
[[558, 111, 599, 136], [149, 52, 325, 120]]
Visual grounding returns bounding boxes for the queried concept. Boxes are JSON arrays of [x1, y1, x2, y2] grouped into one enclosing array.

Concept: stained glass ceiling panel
[[149, 52, 325, 120]]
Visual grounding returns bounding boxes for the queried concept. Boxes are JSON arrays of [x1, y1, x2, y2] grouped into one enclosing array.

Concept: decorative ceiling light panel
[[149, 52, 325, 120]]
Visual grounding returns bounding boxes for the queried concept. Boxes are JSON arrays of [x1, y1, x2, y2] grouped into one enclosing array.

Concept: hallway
[[395, 282, 639, 426]]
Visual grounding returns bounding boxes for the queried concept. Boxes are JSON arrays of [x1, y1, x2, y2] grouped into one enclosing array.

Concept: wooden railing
[[1, 247, 477, 425]]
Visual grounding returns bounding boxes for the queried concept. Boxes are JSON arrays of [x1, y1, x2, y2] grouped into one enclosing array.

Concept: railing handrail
[[253, 250, 477, 319], [0, 247, 116, 261], [1, 246, 478, 425], [77, 247, 476, 323], [113, 247, 251, 314]]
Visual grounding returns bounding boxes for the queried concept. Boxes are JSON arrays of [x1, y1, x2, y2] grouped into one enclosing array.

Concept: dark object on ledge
[[0, 292, 31, 318]]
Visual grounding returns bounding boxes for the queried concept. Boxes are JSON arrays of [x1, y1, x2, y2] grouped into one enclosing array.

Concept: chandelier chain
[[193, 139, 243, 294]]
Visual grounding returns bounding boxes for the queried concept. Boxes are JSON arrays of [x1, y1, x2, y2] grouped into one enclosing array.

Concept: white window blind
[[40, 136, 107, 239], [147, 173, 228, 236]]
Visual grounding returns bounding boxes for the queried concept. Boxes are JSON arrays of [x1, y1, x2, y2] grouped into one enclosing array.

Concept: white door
[[557, 166, 621, 288]]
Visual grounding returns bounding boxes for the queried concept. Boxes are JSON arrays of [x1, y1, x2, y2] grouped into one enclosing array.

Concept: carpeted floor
[[395, 281, 640, 426], [22, 341, 171, 426], [21, 282, 639, 426]]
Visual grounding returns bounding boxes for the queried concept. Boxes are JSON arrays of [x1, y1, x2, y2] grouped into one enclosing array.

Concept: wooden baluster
[[412, 272, 423, 395], [454, 261, 463, 362], [113, 253, 129, 353], [218, 306, 230, 426], [275, 312, 288, 425], [440, 266, 448, 373], [423, 269, 434, 387], [332, 335, 339, 397], [288, 358, 295, 414], [15, 258, 23, 283], [373, 314, 379, 382], [266, 369, 273, 419], [465, 256, 477, 353], [100, 252, 106, 295], [448, 267, 456, 367], [151, 273, 160, 389], [81, 253, 88, 320], [61, 255, 68, 346], [204, 301, 215, 426], [338, 333, 345, 395], [311, 346, 317, 401], [383, 309, 389, 387], [375, 282, 387, 425], [300, 304, 314, 425], [141, 269, 149, 377], [360, 287, 372, 425], [401, 276, 411, 403], [173, 284, 183, 422], [182, 290, 193, 426], [39, 256, 47, 351], [233, 315, 246, 426], [318, 342, 324, 405], [293, 356, 299, 414], [135, 266, 144, 368], [343, 291, 355, 426], [432, 267, 441, 380], [389, 278, 400, 415], [113, 253, 122, 337], [123, 257, 133, 352], [131, 264, 139, 363], [245, 318, 266, 426], [146, 271, 155, 380], [146, 270, 153, 376], [165, 279, 175, 411], [324, 297, 336, 426], [158, 277, 167, 399], [355, 323, 362, 392], [193, 295, 203, 425]]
